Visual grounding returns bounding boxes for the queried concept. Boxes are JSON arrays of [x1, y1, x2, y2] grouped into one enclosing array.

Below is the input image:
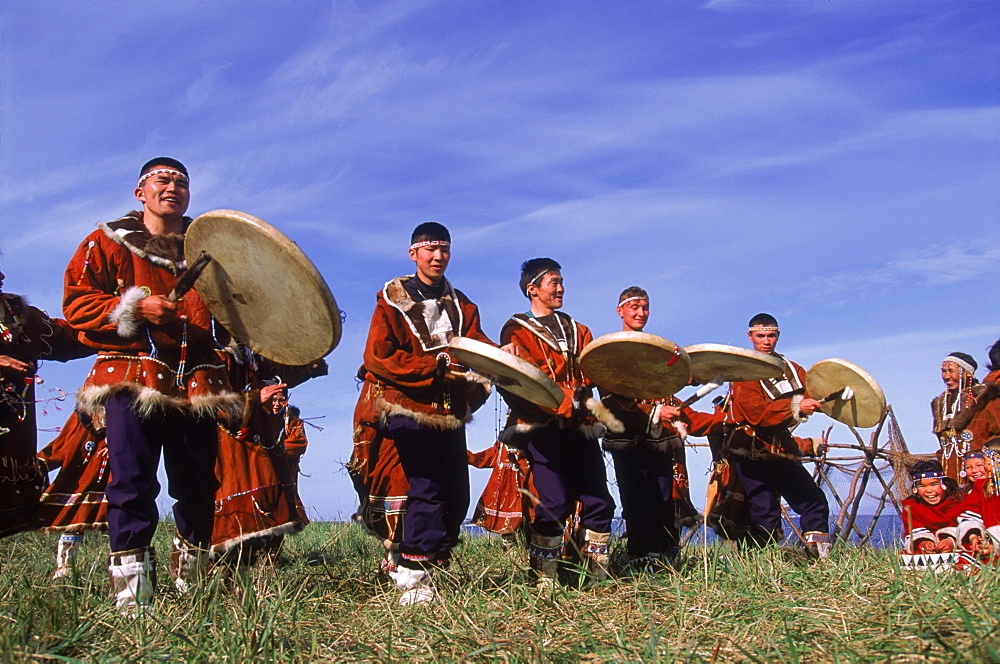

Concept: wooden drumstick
[[818, 386, 854, 405], [679, 377, 724, 409], [168, 251, 213, 302]]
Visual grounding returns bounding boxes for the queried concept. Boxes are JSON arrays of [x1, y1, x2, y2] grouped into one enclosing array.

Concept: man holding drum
[[357, 222, 492, 605], [63, 158, 241, 611], [599, 287, 713, 571], [723, 313, 831, 558], [499, 258, 617, 586]]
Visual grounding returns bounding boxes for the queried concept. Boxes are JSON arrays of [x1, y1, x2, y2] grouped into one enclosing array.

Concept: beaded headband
[[943, 355, 975, 375], [618, 296, 648, 306], [911, 470, 946, 481], [964, 451, 987, 460], [410, 240, 450, 250], [749, 325, 779, 333], [138, 168, 188, 186]]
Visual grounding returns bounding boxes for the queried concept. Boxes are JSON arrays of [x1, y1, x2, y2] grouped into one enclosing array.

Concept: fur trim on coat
[[790, 394, 809, 423], [98, 213, 188, 272], [586, 397, 625, 434], [76, 383, 242, 421], [109, 286, 147, 338], [376, 396, 471, 431]]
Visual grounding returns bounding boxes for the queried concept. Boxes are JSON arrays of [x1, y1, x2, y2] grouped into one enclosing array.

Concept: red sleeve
[[283, 420, 308, 459], [362, 294, 438, 389], [63, 232, 132, 334], [681, 407, 725, 437], [467, 446, 496, 468], [793, 436, 815, 456]]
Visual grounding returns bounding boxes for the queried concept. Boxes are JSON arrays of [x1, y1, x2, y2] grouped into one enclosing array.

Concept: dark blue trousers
[[389, 417, 469, 568], [610, 446, 677, 556], [735, 455, 829, 544], [104, 394, 219, 552], [525, 427, 615, 538]]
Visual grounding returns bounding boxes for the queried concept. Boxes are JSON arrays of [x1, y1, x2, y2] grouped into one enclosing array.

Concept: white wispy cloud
[[800, 235, 1000, 300]]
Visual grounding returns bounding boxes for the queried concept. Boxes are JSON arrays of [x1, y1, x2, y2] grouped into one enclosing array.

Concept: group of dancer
[[3, 156, 998, 612], [0, 158, 319, 613], [350, 221, 848, 605]]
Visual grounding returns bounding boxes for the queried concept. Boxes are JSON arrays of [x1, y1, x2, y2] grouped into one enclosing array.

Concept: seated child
[[959, 444, 1000, 558], [957, 451, 991, 555], [902, 460, 965, 553]]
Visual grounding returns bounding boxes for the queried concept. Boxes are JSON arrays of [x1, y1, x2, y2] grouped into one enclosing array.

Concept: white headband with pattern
[[944, 355, 975, 375], [138, 168, 188, 186], [619, 295, 648, 306], [410, 240, 450, 250]]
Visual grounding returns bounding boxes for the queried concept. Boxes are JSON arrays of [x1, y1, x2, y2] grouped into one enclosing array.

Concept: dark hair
[[410, 222, 450, 245], [987, 338, 1000, 372], [748, 312, 778, 328], [519, 257, 561, 299], [909, 459, 945, 476], [140, 157, 188, 178], [946, 351, 978, 372], [618, 286, 649, 305]]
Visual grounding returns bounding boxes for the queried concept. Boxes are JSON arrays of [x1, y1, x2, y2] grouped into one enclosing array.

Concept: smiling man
[[498, 258, 617, 587], [355, 222, 493, 605], [63, 158, 240, 611]]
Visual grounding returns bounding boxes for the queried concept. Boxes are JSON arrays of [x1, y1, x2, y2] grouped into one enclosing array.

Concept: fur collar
[[98, 211, 191, 272], [508, 312, 579, 356], [382, 276, 463, 352]]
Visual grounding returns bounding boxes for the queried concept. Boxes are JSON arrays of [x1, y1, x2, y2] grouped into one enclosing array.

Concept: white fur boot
[[109, 547, 156, 613], [53, 533, 83, 579], [389, 565, 435, 605]]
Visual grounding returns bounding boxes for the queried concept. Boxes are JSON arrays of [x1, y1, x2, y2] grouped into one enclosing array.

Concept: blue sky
[[1, 1, 997, 520]]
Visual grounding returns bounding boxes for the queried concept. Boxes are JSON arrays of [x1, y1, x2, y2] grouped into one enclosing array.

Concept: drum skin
[[806, 358, 887, 429], [448, 336, 563, 410], [185, 210, 341, 365], [684, 343, 784, 383], [579, 331, 690, 400]]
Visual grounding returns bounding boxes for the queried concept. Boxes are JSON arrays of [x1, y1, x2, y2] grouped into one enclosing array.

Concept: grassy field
[[1, 523, 998, 662]]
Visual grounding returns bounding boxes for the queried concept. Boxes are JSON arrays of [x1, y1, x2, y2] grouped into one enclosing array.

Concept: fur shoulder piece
[[99, 211, 190, 272], [508, 311, 579, 355], [382, 276, 463, 352]]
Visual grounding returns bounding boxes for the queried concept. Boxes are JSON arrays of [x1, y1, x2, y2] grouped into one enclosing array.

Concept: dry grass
[[1, 523, 998, 662]]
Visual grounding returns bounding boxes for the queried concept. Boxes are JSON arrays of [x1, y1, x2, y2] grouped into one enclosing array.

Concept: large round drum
[[579, 331, 690, 400], [448, 337, 563, 410], [185, 210, 341, 365], [684, 343, 785, 383], [805, 358, 887, 429]]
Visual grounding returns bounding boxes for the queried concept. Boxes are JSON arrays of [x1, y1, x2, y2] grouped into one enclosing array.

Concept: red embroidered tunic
[[362, 276, 493, 429], [725, 357, 816, 459], [499, 312, 596, 435], [63, 213, 238, 419]]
